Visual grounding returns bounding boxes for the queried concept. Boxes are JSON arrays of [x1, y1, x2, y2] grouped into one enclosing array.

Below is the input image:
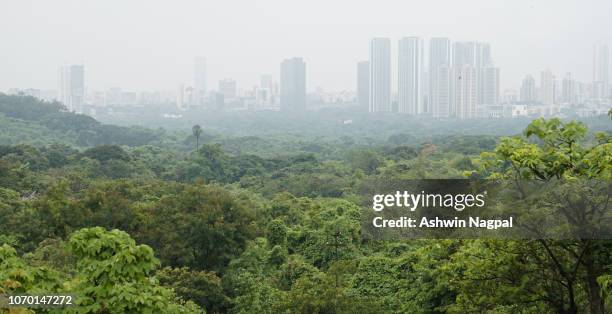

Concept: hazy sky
[[1, 0, 610, 93]]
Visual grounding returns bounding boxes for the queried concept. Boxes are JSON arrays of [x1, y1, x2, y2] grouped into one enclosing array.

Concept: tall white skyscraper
[[58, 65, 85, 112], [482, 67, 500, 107], [593, 44, 609, 99], [452, 42, 492, 69], [540, 69, 555, 106], [357, 61, 369, 111], [562, 73, 577, 104], [280, 57, 306, 112], [369, 38, 391, 112], [429, 38, 451, 118], [453, 65, 478, 119], [520, 75, 537, 102], [398, 37, 423, 115], [194, 57, 207, 105], [452, 41, 494, 117]]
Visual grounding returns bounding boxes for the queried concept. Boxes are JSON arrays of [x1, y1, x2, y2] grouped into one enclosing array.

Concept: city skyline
[[4, 39, 610, 97], [7, 39, 609, 113], [1, 0, 611, 92]]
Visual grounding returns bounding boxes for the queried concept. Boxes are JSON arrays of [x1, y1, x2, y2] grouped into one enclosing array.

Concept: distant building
[[561, 73, 577, 104], [520, 75, 537, 102], [176, 84, 194, 111], [481, 66, 500, 106], [540, 69, 555, 106], [429, 38, 451, 118], [453, 65, 478, 119], [280, 57, 306, 112], [218, 79, 237, 99], [398, 37, 423, 114], [452, 42, 492, 69], [592, 44, 609, 99], [452, 41, 494, 118], [194, 57, 207, 105], [258, 75, 277, 109], [356, 61, 369, 111], [369, 38, 391, 112], [58, 64, 85, 112]]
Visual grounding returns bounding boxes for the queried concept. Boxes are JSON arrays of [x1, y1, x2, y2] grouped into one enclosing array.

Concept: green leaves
[[478, 118, 611, 181], [467, 118, 612, 312], [64, 227, 202, 313], [0, 243, 62, 297]]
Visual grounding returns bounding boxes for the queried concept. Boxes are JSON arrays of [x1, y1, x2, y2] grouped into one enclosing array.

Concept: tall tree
[[473, 118, 611, 313], [66, 227, 201, 313], [192, 124, 203, 151]]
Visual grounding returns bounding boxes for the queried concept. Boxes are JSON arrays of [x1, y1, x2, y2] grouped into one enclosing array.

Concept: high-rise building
[[593, 44, 609, 99], [257, 75, 275, 109], [58, 65, 85, 112], [176, 84, 194, 111], [562, 72, 577, 104], [540, 69, 555, 106], [429, 38, 451, 118], [280, 57, 306, 112], [452, 42, 492, 69], [482, 67, 500, 106], [369, 38, 391, 112], [357, 61, 369, 111], [218, 79, 237, 99], [398, 37, 423, 114], [194, 57, 207, 105], [453, 65, 478, 119], [452, 41, 493, 117], [520, 75, 537, 102]]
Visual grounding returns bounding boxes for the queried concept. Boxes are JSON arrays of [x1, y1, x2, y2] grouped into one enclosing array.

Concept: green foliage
[[64, 227, 201, 313], [0, 244, 62, 295], [467, 118, 612, 313], [81, 145, 130, 163], [157, 266, 229, 312], [0, 94, 161, 147], [192, 124, 203, 151], [476, 118, 611, 180], [0, 103, 610, 313]]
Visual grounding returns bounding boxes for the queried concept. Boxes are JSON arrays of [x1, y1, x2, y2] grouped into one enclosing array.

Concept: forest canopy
[[0, 94, 610, 313]]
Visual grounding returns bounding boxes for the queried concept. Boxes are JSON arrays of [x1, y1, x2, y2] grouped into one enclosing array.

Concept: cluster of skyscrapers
[[8, 40, 608, 118], [358, 38, 610, 119], [177, 57, 302, 112], [514, 44, 609, 117], [359, 37, 501, 119]]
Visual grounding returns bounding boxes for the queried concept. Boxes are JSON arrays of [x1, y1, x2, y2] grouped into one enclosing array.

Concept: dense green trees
[[0, 228, 201, 313], [0, 95, 162, 147], [465, 118, 612, 313], [0, 95, 610, 314]]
